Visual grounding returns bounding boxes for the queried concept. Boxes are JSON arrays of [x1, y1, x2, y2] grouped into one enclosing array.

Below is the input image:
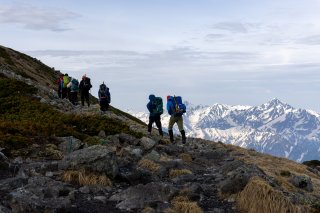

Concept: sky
[[1, 0, 320, 111]]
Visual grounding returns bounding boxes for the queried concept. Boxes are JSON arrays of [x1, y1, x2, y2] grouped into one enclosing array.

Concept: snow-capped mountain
[[128, 98, 320, 162]]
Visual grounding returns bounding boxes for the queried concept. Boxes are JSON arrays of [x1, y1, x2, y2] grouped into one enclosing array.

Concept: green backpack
[[153, 97, 163, 115]]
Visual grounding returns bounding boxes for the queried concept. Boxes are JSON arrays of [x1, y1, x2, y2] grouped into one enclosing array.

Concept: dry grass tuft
[[137, 159, 161, 172], [62, 170, 112, 186], [141, 206, 155, 213], [169, 169, 193, 179], [159, 154, 173, 162], [171, 196, 203, 213], [180, 153, 192, 162], [237, 176, 301, 213]]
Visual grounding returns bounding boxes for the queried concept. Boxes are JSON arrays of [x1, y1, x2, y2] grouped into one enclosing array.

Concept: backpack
[[63, 75, 70, 88], [71, 79, 79, 92], [172, 96, 186, 116], [99, 84, 111, 103], [152, 97, 163, 115], [83, 77, 92, 90]]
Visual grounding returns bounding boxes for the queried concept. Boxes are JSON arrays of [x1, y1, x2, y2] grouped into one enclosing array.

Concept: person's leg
[[176, 116, 186, 144], [81, 91, 85, 106], [155, 116, 163, 136], [85, 90, 90, 107], [148, 116, 155, 134], [168, 116, 176, 142], [74, 91, 78, 105]]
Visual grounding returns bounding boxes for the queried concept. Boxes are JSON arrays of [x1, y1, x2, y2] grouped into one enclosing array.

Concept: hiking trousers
[[168, 115, 184, 131], [148, 115, 163, 136], [81, 90, 90, 107]]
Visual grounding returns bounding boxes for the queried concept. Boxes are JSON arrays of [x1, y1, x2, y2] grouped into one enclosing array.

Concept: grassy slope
[[0, 73, 143, 157]]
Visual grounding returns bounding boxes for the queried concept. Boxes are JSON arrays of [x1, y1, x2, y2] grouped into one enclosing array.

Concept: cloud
[[0, 4, 80, 31], [212, 22, 248, 33], [297, 35, 320, 45]]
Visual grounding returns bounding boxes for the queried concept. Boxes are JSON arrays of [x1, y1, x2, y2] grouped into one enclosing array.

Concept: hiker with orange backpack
[[167, 95, 187, 144], [147, 94, 164, 137]]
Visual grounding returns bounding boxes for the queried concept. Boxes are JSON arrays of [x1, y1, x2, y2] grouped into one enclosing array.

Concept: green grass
[[0, 74, 143, 157]]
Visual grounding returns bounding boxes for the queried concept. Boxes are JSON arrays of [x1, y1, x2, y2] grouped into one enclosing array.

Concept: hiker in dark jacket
[[98, 82, 111, 112], [167, 95, 186, 144], [147, 94, 163, 136], [79, 74, 92, 107]]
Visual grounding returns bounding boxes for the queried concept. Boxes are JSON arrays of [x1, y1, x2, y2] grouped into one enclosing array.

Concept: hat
[[149, 94, 155, 101], [167, 95, 171, 101], [82, 74, 86, 79]]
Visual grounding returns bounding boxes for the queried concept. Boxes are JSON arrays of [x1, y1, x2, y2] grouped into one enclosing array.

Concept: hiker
[[167, 95, 187, 144], [67, 78, 79, 105], [79, 74, 92, 107], [57, 74, 64, 98], [62, 73, 70, 99], [98, 82, 111, 112], [147, 94, 163, 136]]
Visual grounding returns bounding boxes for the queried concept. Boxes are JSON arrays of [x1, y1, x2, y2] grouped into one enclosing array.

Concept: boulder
[[57, 136, 86, 155], [109, 182, 177, 210], [59, 145, 118, 178], [7, 176, 73, 212], [139, 137, 156, 150], [290, 175, 313, 192]]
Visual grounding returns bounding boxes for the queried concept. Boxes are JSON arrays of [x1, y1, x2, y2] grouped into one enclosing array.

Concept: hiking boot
[[169, 130, 174, 143], [181, 130, 186, 144], [159, 129, 163, 137]]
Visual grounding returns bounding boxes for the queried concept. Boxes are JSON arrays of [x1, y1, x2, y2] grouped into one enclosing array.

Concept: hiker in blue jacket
[[147, 94, 163, 136], [167, 95, 186, 144]]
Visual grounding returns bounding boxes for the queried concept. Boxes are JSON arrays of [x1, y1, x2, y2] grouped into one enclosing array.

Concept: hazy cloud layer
[[212, 22, 248, 34], [0, 5, 79, 31]]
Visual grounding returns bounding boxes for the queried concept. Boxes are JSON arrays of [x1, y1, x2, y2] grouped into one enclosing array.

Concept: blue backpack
[[168, 96, 186, 116]]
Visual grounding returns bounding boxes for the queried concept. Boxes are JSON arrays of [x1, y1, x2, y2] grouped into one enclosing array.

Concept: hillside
[[0, 45, 320, 213]]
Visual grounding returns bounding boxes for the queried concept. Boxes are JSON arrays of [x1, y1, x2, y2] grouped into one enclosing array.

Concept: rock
[[7, 176, 73, 212], [98, 130, 106, 138], [219, 164, 265, 195], [0, 205, 11, 213], [109, 182, 177, 210], [290, 175, 313, 192], [57, 136, 86, 155], [119, 133, 138, 145], [17, 161, 59, 178], [79, 186, 90, 194], [140, 137, 156, 150], [144, 150, 160, 161], [12, 157, 23, 164], [59, 145, 118, 178], [131, 148, 143, 158], [93, 196, 107, 203]]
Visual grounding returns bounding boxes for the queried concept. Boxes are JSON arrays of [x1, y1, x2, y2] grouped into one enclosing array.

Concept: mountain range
[[129, 99, 320, 162]]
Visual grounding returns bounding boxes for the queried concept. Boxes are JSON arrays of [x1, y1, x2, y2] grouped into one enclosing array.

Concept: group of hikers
[[57, 73, 111, 112], [147, 95, 187, 144], [57, 73, 186, 143]]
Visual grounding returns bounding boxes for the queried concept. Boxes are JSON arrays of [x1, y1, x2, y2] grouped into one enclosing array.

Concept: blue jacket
[[147, 94, 156, 115]]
